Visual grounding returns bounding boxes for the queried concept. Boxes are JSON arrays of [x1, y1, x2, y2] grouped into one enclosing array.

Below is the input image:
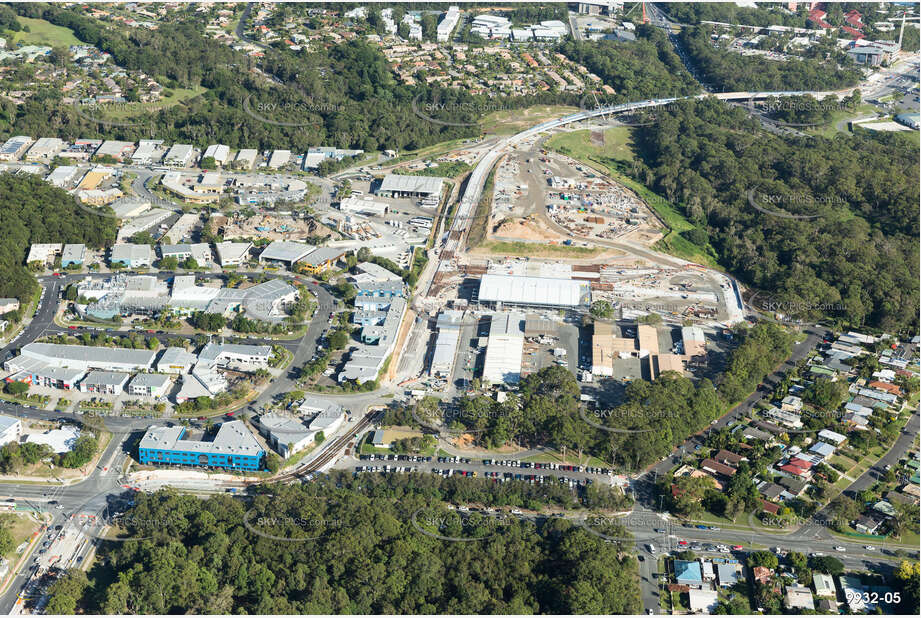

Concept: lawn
[[545, 126, 636, 164], [481, 105, 578, 135], [476, 239, 605, 259], [0, 513, 42, 564], [98, 86, 208, 120], [7, 17, 81, 46]]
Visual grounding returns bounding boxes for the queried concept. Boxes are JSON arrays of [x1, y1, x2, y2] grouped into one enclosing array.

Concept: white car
[[458, 506, 470, 512], [864, 545, 876, 551], [510, 509, 523, 515], [835, 546, 846, 552]]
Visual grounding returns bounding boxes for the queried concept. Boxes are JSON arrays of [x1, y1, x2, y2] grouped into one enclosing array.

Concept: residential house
[[784, 585, 815, 610], [752, 566, 774, 585]]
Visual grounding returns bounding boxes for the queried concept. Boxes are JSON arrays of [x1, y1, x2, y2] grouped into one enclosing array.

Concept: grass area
[[476, 239, 604, 259], [481, 104, 578, 135], [388, 138, 473, 167], [685, 510, 740, 527], [466, 168, 495, 249], [0, 513, 42, 563], [671, 590, 687, 612], [87, 86, 208, 121], [7, 17, 81, 46], [545, 127, 636, 164], [520, 451, 611, 468], [805, 104, 879, 138]]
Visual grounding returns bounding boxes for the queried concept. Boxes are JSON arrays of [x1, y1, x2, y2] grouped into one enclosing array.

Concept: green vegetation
[[677, 26, 860, 91], [6, 15, 80, 46], [445, 324, 790, 471], [477, 240, 603, 259], [465, 168, 495, 249], [590, 301, 615, 319], [545, 127, 636, 165], [394, 161, 471, 178], [633, 97, 919, 333], [0, 174, 116, 326], [53, 478, 642, 614], [557, 26, 700, 102]]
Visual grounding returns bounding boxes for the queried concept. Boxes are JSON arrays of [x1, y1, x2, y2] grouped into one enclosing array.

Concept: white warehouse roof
[[478, 274, 590, 308]]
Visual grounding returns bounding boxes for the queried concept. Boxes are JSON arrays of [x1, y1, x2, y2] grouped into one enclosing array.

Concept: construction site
[[221, 212, 338, 243], [485, 139, 663, 248]]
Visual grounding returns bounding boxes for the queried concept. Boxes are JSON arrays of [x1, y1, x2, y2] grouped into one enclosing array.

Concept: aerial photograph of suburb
[[0, 1, 918, 616]]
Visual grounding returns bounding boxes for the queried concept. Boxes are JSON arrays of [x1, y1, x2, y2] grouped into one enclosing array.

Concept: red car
[[678, 540, 689, 546], [732, 545, 743, 551], [68, 325, 77, 330]]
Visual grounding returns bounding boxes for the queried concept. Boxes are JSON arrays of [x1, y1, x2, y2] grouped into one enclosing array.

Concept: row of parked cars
[[359, 454, 433, 462]]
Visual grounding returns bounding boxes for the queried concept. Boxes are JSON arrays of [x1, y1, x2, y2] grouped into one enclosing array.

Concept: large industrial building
[[110, 244, 154, 268], [482, 312, 525, 384], [258, 240, 315, 267], [376, 174, 445, 199], [431, 310, 463, 378], [138, 420, 264, 470], [478, 273, 590, 309], [4, 343, 157, 373], [340, 280, 407, 384], [592, 321, 687, 380]]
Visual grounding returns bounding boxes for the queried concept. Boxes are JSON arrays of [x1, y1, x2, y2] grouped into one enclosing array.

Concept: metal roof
[[378, 174, 445, 195], [478, 274, 589, 307], [140, 420, 263, 457], [130, 373, 172, 388], [81, 371, 130, 387], [259, 240, 315, 263], [19, 343, 156, 369], [298, 246, 345, 266]]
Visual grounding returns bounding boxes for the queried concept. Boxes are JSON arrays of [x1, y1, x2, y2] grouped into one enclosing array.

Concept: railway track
[[243, 410, 379, 486]]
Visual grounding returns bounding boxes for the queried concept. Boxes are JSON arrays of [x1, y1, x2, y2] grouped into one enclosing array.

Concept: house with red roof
[[753, 566, 774, 585], [761, 499, 781, 515], [845, 10, 863, 28], [780, 463, 810, 477], [869, 381, 901, 395], [808, 8, 833, 29], [843, 26, 865, 39]]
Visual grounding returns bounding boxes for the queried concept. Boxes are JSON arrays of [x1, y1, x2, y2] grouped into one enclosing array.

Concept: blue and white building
[[138, 420, 264, 470]]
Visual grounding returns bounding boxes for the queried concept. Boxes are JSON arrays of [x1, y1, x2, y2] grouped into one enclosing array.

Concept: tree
[[4, 381, 28, 395], [45, 569, 89, 615], [328, 329, 349, 350], [590, 301, 614, 319], [809, 555, 844, 576], [158, 256, 179, 271], [0, 526, 14, 556], [200, 156, 217, 169], [265, 453, 280, 473], [747, 550, 779, 570]]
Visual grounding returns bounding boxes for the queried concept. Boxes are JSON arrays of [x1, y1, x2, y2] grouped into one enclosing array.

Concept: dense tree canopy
[[630, 98, 919, 333], [557, 26, 700, 101], [0, 174, 116, 316], [56, 477, 641, 614], [677, 26, 860, 92], [448, 323, 791, 471]]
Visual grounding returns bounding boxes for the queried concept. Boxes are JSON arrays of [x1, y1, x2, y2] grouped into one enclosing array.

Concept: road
[[634, 326, 824, 496]]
